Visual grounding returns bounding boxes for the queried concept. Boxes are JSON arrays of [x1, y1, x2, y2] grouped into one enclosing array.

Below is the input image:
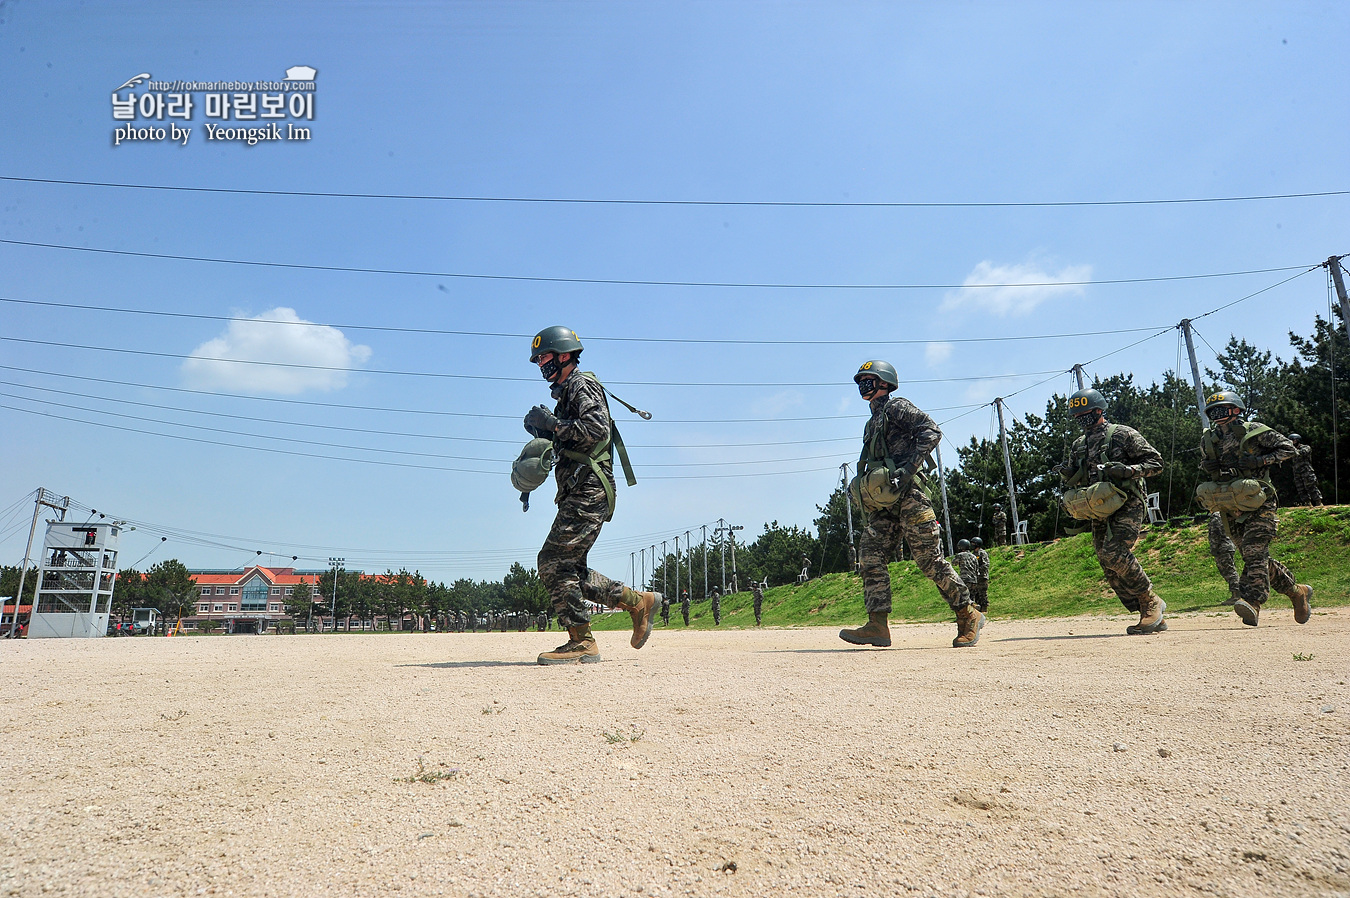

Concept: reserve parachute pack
[[1195, 422, 1275, 515], [1060, 423, 1130, 522], [849, 397, 936, 513], [511, 437, 556, 511]]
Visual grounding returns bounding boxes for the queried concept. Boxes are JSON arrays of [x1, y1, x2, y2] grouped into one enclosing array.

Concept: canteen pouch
[[1195, 479, 1270, 515]]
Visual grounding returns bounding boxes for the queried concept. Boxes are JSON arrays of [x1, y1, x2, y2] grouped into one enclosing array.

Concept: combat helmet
[[1288, 433, 1302, 443], [510, 437, 556, 492], [1066, 387, 1108, 417], [957, 539, 971, 551], [529, 326, 583, 362], [971, 537, 984, 548], [1204, 390, 1246, 417], [854, 360, 899, 397]]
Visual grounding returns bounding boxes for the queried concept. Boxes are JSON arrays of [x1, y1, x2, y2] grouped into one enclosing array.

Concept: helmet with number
[[1066, 388, 1108, 417], [971, 537, 984, 548], [957, 539, 971, 552], [529, 326, 583, 362], [1204, 390, 1246, 417], [854, 360, 899, 388], [1288, 433, 1302, 443], [510, 438, 556, 492]]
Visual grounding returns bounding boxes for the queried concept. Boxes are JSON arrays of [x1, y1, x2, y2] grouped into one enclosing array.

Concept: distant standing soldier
[[841, 360, 982, 649], [660, 592, 671, 626], [1288, 434, 1323, 506], [524, 326, 659, 664], [710, 587, 721, 626], [970, 537, 991, 613], [1058, 388, 1167, 635], [680, 589, 690, 626], [1198, 392, 1312, 627], [992, 506, 1008, 547], [751, 580, 765, 626], [952, 539, 981, 600], [1207, 512, 1241, 605]]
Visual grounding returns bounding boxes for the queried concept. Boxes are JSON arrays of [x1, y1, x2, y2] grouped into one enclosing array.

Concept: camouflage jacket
[[861, 394, 941, 476], [953, 550, 981, 585], [1205, 420, 1295, 484], [549, 371, 614, 502], [975, 549, 990, 581], [1066, 421, 1163, 489]]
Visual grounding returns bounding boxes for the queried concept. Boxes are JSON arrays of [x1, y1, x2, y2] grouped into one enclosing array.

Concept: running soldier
[[952, 539, 981, 600], [840, 360, 982, 649], [1059, 388, 1167, 635], [1199, 392, 1312, 627], [1288, 434, 1324, 506], [524, 326, 659, 664], [751, 580, 765, 626], [992, 506, 1008, 547], [970, 537, 990, 613], [1207, 512, 1241, 605]]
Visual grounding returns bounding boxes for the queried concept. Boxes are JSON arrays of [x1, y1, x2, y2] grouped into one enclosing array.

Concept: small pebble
[[1158, 748, 1173, 758], [1320, 705, 1334, 714], [1113, 743, 1127, 752]]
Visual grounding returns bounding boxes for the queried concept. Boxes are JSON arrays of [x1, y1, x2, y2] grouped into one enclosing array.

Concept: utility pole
[[728, 524, 743, 592], [10, 488, 69, 638], [1180, 319, 1210, 430], [716, 519, 727, 595], [1071, 364, 1087, 391], [685, 531, 692, 599], [1328, 255, 1350, 344], [839, 463, 857, 571], [661, 539, 667, 597], [994, 399, 1024, 546], [934, 444, 955, 557], [701, 524, 708, 600]]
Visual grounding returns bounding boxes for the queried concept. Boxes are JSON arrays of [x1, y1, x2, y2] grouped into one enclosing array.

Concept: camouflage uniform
[[536, 372, 628, 629], [1292, 443, 1323, 506], [1207, 512, 1241, 601], [992, 508, 1008, 547], [680, 590, 690, 626], [972, 547, 991, 612], [952, 550, 980, 592], [1066, 420, 1163, 612], [858, 395, 970, 614], [660, 594, 671, 626], [710, 589, 721, 625], [1206, 422, 1302, 607], [751, 583, 764, 626]]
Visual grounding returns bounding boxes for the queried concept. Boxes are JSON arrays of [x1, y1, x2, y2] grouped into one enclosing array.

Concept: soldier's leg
[[898, 498, 970, 611], [1235, 512, 1276, 607], [1092, 503, 1154, 611], [1247, 509, 1309, 617], [538, 496, 606, 630], [858, 515, 903, 615], [1208, 513, 1241, 602]]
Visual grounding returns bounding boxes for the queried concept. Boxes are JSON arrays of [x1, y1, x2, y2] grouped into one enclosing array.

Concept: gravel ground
[[2, 606, 1348, 898]]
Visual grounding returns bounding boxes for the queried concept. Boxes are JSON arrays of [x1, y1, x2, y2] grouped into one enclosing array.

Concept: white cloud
[[940, 259, 1092, 317], [925, 342, 953, 366], [182, 307, 372, 395]]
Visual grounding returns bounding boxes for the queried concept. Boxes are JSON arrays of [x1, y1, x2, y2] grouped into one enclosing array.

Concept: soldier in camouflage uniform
[[970, 537, 990, 613], [1199, 392, 1312, 627], [952, 539, 981, 597], [751, 580, 765, 626], [840, 361, 982, 649], [1288, 434, 1324, 506], [992, 506, 1008, 547], [660, 592, 671, 626], [680, 589, 690, 626], [1207, 512, 1241, 605], [1060, 388, 1167, 635], [524, 326, 659, 664]]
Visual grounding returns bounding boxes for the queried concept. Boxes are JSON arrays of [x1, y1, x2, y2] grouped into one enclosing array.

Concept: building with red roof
[[189, 566, 324, 633]]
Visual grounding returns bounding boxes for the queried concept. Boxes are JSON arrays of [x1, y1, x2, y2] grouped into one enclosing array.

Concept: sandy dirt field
[[2, 607, 1347, 898]]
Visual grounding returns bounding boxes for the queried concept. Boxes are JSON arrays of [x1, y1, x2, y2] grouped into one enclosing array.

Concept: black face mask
[[1076, 410, 1103, 430], [539, 358, 562, 381], [857, 377, 880, 398]]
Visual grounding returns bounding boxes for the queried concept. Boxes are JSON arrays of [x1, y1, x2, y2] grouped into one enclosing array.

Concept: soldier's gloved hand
[[1199, 458, 1220, 475], [1103, 462, 1135, 481], [890, 463, 917, 492], [1239, 454, 1266, 471], [524, 405, 558, 438]]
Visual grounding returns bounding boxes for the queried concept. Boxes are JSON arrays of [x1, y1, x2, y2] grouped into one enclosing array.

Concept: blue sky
[[1, 1, 1346, 584]]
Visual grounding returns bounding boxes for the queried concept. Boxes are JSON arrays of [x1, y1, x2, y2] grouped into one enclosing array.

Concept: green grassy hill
[[593, 505, 1350, 630]]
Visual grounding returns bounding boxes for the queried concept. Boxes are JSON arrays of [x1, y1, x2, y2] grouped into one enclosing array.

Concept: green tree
[[502, 563, 548, 615], [144, 559, 199, 622], [285, 580, 315, 619]]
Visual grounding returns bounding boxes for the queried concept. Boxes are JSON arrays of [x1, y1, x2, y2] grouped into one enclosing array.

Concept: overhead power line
[[4, 175, 1346, 208], [0, 239, 1311, 290]]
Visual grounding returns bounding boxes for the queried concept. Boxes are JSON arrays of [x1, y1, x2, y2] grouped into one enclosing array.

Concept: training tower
[[28, 521, 121, 638]]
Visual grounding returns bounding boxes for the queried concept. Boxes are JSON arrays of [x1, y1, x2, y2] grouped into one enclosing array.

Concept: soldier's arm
[[553, 376, 611, 451], [1251, 429, 1297, 466], [1122, 428, 1164, 478], [885, 397, 941, 469]]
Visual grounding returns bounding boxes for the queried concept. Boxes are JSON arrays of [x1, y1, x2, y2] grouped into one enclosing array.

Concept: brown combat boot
[[1233, 598, 1260, 627], [1221, 587, 1239, 606], [952, 604, 985, 648], [1290, 584, 1313, 625], [537, 627, 601, 665], [839, 611, 891, 647], [1127, 593, 1167, 635], [618, 588, 659, 649]]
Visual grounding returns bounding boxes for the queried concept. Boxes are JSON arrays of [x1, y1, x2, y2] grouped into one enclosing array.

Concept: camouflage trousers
[[1091, 499, 1152, 612], [537, 486, 626, 629], [1227, 504, 1298, 606], [968, 581, 989, 612], [860, 493, 969, 614], [1207, 512, 1240, 596], [1294, 465, 1323, 506]]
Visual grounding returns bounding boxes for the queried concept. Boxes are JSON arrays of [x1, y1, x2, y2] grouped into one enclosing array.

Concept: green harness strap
[[559, 373, 639, 522], [1201, 422, 1275, 536], [858, 398, 937, 514]]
